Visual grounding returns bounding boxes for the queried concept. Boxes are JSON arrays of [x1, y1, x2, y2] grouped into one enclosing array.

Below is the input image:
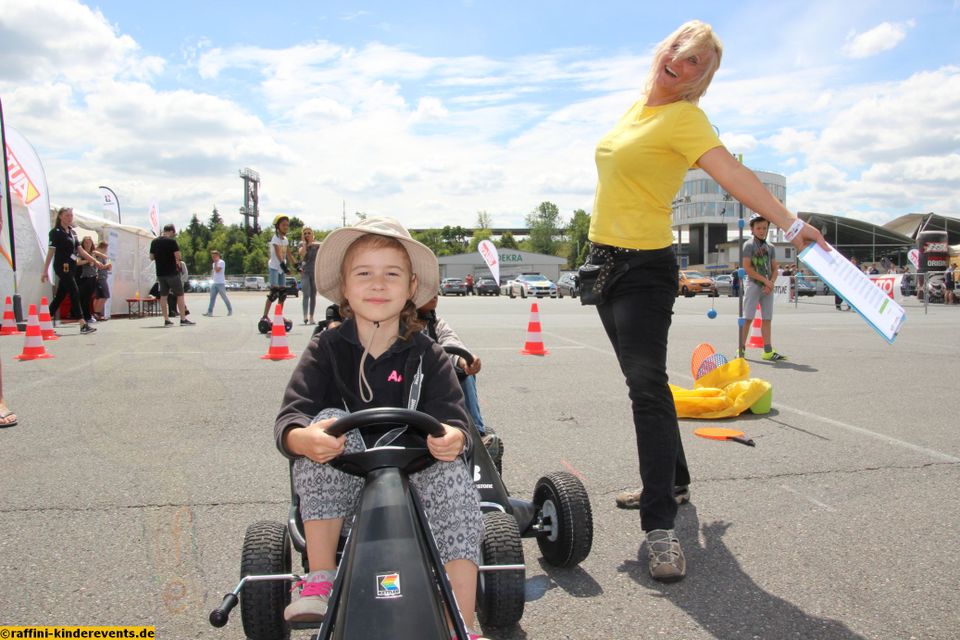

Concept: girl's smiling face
[[342, 243, 416, 325]]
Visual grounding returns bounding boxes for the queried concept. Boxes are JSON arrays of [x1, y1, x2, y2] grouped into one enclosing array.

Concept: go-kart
[[441, 345, 593, 628], [210, 368, 593, 638], [209, 408, 526, 639]]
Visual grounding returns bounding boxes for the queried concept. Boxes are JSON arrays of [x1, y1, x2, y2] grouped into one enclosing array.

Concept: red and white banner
[[868, 274, 903, 302], [4, 126, 51, 278], [908, 249, 920, 270], [147, 201, 160, 237], [478, 239, 499, 284]]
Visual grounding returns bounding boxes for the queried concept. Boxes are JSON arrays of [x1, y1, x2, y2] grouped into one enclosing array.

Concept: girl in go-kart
[[273, 217, 487, 639]]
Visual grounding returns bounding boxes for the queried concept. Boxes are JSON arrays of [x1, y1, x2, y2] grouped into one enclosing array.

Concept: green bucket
[[749, 387, 773, 414]]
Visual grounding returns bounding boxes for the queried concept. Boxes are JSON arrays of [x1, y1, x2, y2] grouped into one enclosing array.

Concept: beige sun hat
[[314, 216, 439, 309]]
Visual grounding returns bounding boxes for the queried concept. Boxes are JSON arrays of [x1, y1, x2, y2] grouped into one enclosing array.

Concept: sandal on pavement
[[0, 409, 18, 427]]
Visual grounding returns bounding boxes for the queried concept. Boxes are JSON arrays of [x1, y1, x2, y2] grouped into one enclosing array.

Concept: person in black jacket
[[41, 207, 102, 334], [273, 218, 485, 637]]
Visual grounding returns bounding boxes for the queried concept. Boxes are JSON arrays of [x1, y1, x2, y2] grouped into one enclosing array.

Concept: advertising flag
[[148, 201, 160, 237], [4, 126, 51, 277], [99, 186, 120, 223], [478, 239, 499, 284]]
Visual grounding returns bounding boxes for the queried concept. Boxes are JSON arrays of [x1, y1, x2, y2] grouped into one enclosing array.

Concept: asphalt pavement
[[1, 291, 957, 639]]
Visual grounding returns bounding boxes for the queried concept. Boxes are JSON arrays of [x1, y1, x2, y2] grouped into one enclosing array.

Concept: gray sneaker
[[284, 570, 334, 623], [615, 486, 690, 509], [646, 529, 685, 582]]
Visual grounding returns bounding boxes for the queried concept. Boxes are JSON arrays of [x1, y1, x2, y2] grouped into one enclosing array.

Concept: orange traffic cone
[[747, 304, 764, 348], [520, 302, 549, 356], [261, 304, 295, 360], [38, 297, 60, 341], [14, 305, 54, 361], [1, 296, 20, 336]]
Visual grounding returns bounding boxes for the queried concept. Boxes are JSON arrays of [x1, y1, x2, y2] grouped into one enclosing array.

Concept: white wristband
[[784, 219, 805, 242]]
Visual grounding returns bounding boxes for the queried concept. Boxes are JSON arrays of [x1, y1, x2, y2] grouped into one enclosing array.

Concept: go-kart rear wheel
[[240, 521, 291, 640], [477, 511, 525, 628], [533, 471, 593, 568]]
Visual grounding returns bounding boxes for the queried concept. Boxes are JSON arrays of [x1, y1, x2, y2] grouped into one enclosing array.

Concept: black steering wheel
[[325, 407, 446, 439]]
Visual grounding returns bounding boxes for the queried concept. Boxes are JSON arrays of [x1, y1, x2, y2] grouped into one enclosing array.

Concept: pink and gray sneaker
[[284, 570, 334, 623]]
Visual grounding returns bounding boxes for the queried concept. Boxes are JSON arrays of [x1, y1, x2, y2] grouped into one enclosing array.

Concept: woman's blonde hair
[[644, 20, 723, 105], [338, 233, 424, 340]]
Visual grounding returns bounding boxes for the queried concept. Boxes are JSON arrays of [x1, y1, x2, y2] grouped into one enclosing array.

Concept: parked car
[[509, 273, 558, 299], [678, 270, 718, 297], [499, 277, 515, 296], [245, 276, 266, 290], [475, 277, 499, 296], [284, 276, 299, 296], [793, 278, 816, 297], [795, 272, 830, 295], [556, 272, 580, 298], [440, 277, 467, 296], [712, 274, 734, 296]]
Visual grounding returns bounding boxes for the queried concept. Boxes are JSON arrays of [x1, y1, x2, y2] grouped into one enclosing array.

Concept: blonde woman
[[588, 20, 827, 582]]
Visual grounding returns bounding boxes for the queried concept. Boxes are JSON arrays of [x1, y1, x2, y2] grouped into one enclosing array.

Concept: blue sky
[[2, 0, 959, 232]]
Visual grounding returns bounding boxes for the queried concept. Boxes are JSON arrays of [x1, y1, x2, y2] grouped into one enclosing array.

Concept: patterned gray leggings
[[292, 408, 483, 566]]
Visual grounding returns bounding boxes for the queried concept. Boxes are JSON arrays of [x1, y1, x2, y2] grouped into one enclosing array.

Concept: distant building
[[438, 249, 567, 283], [671, 167, 786, 267]]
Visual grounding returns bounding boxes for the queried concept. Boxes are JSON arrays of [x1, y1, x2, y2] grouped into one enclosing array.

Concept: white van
[[244, 276, 266, 290]]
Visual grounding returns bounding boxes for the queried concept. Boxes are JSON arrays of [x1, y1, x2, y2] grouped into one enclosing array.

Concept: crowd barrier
[[773, 270, 958, 314]]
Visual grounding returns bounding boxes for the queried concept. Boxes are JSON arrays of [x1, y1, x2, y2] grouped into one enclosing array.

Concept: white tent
[[0, 204, 156, 318]]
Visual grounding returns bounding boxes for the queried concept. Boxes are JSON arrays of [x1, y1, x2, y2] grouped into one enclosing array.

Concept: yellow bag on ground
[[671, 357, 771, 419]]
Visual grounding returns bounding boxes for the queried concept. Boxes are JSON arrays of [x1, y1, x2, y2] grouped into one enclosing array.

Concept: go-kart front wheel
[[240, 521, 291, 640], [533, 471, 593, 568], [477, 511, 525, 628]]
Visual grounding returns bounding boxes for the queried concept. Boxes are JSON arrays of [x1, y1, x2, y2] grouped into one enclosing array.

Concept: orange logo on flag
[[5, 144, 41, 205]]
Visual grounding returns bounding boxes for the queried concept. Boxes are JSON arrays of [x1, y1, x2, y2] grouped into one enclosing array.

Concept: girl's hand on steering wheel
[[427, 424, 466, 462], [290, 417, 347, 463]]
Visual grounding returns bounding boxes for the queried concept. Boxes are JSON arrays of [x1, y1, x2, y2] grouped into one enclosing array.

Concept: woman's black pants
[[49, 271, 91, 323], [596, 250, 690, 532]]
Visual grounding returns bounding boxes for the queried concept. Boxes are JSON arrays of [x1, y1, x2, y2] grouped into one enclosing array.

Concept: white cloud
[[842, 20, 915, 59], [0, 0, 163, 85], [1, 0, 957, 231]]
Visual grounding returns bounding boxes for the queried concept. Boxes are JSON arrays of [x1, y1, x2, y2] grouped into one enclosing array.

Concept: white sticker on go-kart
[[376, 572, 402, 599]]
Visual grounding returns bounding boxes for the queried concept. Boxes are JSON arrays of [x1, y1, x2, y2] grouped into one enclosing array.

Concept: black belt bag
[[579, 244, 675, 306]]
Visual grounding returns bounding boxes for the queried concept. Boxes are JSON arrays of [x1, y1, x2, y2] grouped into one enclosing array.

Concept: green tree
[[413, 229, 444, 256], [476, 210, 492, 230], [208, 206, 224, 231], [467, 228, 493, 253], [243, 246, 268, 275], [525, 201, 562, 255], [498, 231, 518, 249], [567, 209, 591, 268], [439, 225, 468, 255]]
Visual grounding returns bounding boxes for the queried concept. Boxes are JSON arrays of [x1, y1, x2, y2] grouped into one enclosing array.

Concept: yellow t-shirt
[[589, 100, 723, 250]]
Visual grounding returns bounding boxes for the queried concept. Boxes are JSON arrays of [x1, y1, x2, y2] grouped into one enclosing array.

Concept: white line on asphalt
[[775, 404, 960, 463], [546, 331, 960, 464], [778, 484, 837, 512]]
